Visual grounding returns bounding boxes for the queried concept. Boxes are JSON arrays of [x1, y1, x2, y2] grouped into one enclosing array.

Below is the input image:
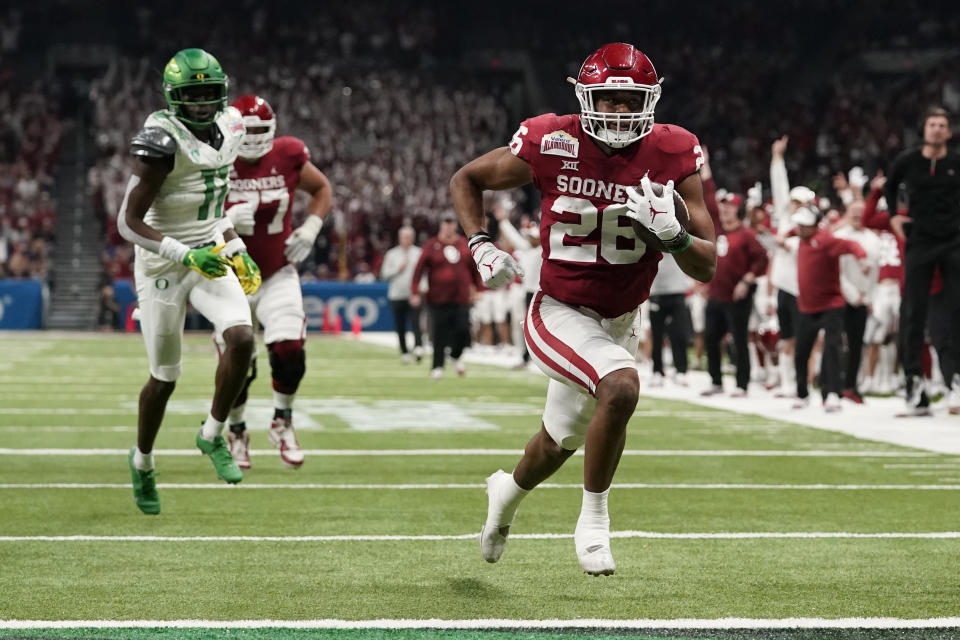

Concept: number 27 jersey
[[226, 136, 310, 279], [510, 113, 702, 318]]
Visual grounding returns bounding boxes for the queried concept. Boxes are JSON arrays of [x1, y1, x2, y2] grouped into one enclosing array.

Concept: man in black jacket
[[885, 107, 960, 415]]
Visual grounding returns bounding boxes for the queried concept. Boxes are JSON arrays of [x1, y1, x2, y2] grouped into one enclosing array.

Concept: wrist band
[[468, 231, 492, 251], [664, 229, 692, 254]]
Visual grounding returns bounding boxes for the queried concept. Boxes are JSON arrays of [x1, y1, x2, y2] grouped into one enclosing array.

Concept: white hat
[[789, 186, 816, 204], [791, 207, 818, 227]]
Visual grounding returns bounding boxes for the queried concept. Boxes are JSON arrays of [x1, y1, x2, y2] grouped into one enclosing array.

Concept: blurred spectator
[[410, 212, 480, 379], [380, 225, 424, 362]]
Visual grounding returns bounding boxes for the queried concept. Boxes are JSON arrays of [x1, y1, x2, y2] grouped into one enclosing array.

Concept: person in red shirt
[[410, 212, 481, 379], [450, 43, 717, 576], [701, 192, 769, 397], [791, 207, 868, 411]]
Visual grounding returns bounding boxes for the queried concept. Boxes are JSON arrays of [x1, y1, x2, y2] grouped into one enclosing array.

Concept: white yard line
[[1, 618, 959, 630], [0, 447, 936, 457], [3, 482, 960, 490], [2, 531, 959, 542]]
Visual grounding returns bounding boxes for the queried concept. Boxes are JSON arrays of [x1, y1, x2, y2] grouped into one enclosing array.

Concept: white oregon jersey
[[135, 106, 245, 273]]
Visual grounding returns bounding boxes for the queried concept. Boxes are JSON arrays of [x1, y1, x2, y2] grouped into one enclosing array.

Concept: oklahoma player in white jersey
[[451, 43, 717, 575], [218, 94, 332, 469]]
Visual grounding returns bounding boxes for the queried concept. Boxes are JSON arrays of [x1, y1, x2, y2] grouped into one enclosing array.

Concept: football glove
[[469, 233, 524, 289], [284, 215, 323, 264], [226, 200, 257, 236], [625, 176, 691, 253], [183, 244, 230, 279]]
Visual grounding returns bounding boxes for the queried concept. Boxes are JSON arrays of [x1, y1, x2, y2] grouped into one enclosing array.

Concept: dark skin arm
[[450, 146, 532, 236], [298, 161, 333, 219], [123, 156, 173, 244], [673, 173, 717, 282]]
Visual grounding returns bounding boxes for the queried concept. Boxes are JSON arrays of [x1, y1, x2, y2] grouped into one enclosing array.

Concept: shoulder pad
[[130, 127, 177, 159], [654, 124, 698, 155]]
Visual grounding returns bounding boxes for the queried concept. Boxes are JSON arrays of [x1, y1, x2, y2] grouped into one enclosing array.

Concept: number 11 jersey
[[510, 113, 701, 318]]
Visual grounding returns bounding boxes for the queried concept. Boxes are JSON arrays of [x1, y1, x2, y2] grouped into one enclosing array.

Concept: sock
[[274, 407, 293, 420], [273, 391, 294, 411], [132, 447, 154, 471], [200, 412, 224, 442], [576, 487, 611, 550], [779, 352, 795, 390], [486, 471, 529, 526], [228, 404, 246, 425]]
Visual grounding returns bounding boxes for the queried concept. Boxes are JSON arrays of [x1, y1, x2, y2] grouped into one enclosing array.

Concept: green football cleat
[[128, 447, 160, 515], [195, 432, 243, 484]]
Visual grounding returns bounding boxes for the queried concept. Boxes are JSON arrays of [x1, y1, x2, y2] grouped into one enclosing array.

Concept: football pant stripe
[[525, 292, 597, 395]]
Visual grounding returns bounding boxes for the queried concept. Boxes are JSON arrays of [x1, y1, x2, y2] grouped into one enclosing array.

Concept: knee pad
[[268, 339, 305, 394]]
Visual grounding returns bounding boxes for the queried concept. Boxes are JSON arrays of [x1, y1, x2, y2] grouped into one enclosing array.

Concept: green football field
[[1, 333, 959, 640]]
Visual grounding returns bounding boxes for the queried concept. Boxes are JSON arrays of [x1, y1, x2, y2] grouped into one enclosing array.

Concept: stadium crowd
[[0, 8, 60, 282], [71, 0, 960, 409]]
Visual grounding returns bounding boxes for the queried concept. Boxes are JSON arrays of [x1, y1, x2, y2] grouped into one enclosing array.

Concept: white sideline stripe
[[4, 482, 960, 490], [2, 618, 960, 630], [2, 531, 959, 542], [0, 447, 936, 457]]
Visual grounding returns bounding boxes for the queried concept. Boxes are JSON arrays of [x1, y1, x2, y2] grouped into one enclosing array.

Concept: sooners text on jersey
[[226, 136, 309, 279], [510, 113, 702, 318]]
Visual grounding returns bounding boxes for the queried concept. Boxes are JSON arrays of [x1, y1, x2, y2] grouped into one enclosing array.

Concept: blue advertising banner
[[113, 279, 393, 332], [0, 280, 45, 329]]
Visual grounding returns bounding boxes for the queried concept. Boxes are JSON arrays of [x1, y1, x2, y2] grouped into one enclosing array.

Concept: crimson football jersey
[[510, 113, 703, 318], [226, 136, 310, 279]]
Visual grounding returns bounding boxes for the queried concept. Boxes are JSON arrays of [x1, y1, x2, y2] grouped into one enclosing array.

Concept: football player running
[[118, 49, 262, 514], [451, 43, 717, 575], [217, 95, 332, 469]]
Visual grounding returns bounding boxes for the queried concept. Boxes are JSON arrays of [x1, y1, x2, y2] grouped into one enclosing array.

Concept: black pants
[[429, 303, 470, 369], [390, 299, 423, 354], [649, 293, 689, 375], [842, 304, 868, 392], [777, 289, 799, 341], [928, 290, 955, 384], [796, 306, 844, 400], [705, 294, 753, 390], [900, 237, 960, 380]]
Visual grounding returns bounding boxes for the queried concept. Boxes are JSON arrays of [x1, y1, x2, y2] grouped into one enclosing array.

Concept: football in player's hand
[[630, 182, 691, 253]]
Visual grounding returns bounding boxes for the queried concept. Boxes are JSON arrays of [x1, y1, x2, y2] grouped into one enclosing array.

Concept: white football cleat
[[672, 372, 689, 387], [823, 392, 842, 413], [227, 427, 251, 470], [268, 417, 304, 468], [480, 470, 520, 563], [455, 359, 467, 377], [430, 367, 444, 380], [575, 516, 615, 576]]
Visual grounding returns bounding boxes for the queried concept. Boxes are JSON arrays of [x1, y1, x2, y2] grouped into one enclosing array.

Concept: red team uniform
[[227, 136, 310, 279], [511, 114, 702, 400]]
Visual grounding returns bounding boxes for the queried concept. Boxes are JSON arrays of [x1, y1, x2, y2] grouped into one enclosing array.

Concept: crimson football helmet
[[573, 43, 661, 148], [232, 94, 276, 159]]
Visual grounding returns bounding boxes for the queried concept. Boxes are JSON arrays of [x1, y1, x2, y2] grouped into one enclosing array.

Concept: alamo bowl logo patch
[[540, 130, 579, 158]]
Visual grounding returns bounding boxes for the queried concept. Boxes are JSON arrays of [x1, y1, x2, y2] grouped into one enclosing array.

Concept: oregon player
[[117, 48, 261, 514]]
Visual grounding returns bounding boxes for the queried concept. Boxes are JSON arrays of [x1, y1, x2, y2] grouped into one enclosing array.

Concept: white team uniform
[[134, 107, 251, 381]]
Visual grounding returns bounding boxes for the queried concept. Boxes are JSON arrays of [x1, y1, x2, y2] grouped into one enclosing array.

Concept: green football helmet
[[162, 48, 229, 128]]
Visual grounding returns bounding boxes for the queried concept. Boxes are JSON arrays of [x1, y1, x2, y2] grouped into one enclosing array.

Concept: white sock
[[578, 487, 610, 526], [132, 447, 154, 471], [273, 391, 295, 411], [486, 471, 529, 526], [576, 487, 611, 551], [779, 352, 795, 390], [200, 412, 224, 442], [228, 404, 246, 425]]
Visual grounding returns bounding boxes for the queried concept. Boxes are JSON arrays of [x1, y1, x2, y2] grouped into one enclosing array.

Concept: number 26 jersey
[[510, 113, 701, 318]]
